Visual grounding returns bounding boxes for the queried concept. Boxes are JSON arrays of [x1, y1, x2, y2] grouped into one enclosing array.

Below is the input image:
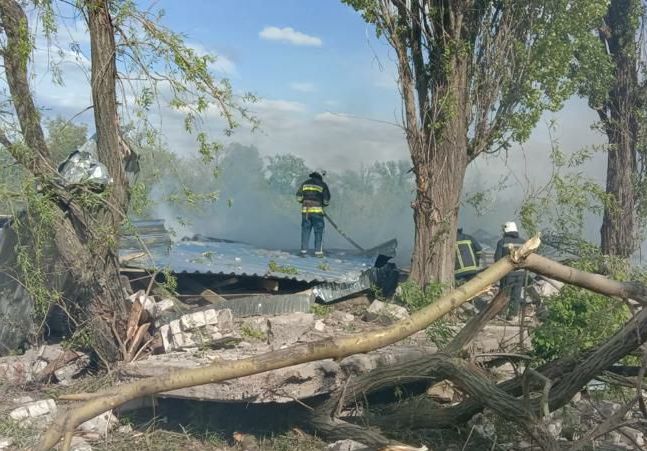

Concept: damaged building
[[0, 218, 400, 356]]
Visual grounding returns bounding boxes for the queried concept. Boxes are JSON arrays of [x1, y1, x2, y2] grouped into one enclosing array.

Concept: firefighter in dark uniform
[[495, 221, 527, 320], [455, 228, 483, 284], [296, 171, 330, 257]]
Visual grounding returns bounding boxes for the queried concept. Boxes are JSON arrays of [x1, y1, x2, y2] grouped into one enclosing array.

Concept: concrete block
[[159, 324, 172, 352], [204, 308, 218, 325], [79, 410, 118, 434], [366, 300, 409, 320], [169, 319, 182, 336], [180, 311, 206, 330], [217, 308, 234, 327], [10, 398, 56, 422], [156, 298, 175, 313]]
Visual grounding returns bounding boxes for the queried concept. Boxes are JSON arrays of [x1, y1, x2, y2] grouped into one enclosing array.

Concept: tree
[[343, 0, 607, 286], [266, 154, 311, 195], [45, 116, 88, 164], [585, 0, 647, 258], [0, 0, 249, 362]]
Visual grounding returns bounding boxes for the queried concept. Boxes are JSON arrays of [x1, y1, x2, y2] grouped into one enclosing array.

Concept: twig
[[266, 389, 314, 411]]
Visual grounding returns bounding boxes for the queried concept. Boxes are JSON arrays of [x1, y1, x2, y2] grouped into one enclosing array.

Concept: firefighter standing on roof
[[296, 171, 330, 257]]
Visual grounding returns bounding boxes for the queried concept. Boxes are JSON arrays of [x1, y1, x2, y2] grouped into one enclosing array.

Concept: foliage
[[310, 303, 332, 317], [396, 280, 454, 347], [396, 280, 445, 312], [343, 0, 609, 284], [266, 154, 310, 195], [532, 285, 630, 362], [239, 323, 267, 341], [520, 124, 611, 244], [0, 0, 256, 359], [44, 116, 88, 164], [531, 256, 639, 362], [268, 260, 299, 275]]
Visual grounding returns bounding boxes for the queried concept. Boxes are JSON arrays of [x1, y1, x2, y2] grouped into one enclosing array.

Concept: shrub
[[532, 285, 629, 362], [396, 280, 454, 347]]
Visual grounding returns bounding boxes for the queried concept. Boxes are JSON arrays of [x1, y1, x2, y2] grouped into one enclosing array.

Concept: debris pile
[[1, 218, 643, 451]]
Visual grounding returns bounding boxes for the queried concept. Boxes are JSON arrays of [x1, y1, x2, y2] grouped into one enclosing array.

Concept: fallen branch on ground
[[36, 237, 541, 450]]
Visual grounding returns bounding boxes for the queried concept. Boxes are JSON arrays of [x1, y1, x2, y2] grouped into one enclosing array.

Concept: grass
[[268, 260, 299, 275], [0, 417, 39, 450], [309, 304, 332, 317], [239, 323, 267, 341]]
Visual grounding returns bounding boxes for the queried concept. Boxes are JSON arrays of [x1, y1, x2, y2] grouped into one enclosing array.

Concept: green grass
[[239, 323, 267, 341], [309, 304, 332, 317]]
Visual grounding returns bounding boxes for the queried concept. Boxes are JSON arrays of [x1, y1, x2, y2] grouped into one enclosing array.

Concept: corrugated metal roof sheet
[[119, 220, 398, 284]]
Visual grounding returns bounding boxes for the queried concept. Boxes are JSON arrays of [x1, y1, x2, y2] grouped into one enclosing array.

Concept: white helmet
[[503, 221, 518, 233]]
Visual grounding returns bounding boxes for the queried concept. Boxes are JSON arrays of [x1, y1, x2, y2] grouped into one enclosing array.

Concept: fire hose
[[323, 211, 365, 252]]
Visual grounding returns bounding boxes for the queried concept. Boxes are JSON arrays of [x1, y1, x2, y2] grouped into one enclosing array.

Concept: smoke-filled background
[[139, 98, 618, 269]]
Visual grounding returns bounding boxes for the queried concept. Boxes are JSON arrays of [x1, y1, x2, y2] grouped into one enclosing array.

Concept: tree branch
[[36, 237, 541, 450], [0, 0, 53, 175]]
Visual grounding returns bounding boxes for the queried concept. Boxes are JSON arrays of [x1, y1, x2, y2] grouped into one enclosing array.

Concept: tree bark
[[399, 8, 471, 287], [0, 0, 130, 361], [373, 298, 647, 431], [410, 139, 469, 286], [599, 0, 641, 258]]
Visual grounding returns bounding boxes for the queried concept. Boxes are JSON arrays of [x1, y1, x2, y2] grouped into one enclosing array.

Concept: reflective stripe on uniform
[[302, 206, 324, 214], [455, 239, 478, 274], [302, 184, 323, 192]]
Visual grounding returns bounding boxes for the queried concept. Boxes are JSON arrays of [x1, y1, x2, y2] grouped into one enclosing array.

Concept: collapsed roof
[[119, 220, 400, 303]]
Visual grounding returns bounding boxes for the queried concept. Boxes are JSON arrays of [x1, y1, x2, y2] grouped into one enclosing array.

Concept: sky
[[19, 0, 612, 251]]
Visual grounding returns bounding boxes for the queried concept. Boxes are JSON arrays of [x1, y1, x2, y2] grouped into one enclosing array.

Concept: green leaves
[[532, 284, 629, 362]]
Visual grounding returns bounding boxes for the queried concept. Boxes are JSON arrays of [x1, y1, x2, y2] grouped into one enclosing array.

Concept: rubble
[[69, 436, 93, 451], [9, 398, 57, 426], [128, 290, 158, 318], [365, 300, 409, 321], [426, 380, 455, 403], [156, 298, 175, 313], [119, 344, 436, 403], [0, 438, 14, 450], [158, 308, 235, 352], [206, 293, 314, 317], [526, 276, 564, 303], [326, 439, 367, 451], [0, 344, 89, 385], [79, 411, 118, 434]]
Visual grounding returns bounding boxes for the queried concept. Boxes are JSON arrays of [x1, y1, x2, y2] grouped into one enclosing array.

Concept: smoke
[[148, 98, 617, 268]]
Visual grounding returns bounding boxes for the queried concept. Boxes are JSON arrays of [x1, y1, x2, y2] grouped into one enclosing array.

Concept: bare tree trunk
[[410, 144, 468, 286], [599, 0, 640, 258], [408, 54, 470, 286]]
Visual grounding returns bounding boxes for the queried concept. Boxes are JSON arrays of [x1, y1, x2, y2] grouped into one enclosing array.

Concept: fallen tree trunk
[[444, 290, 509, 354], [522, 253, 647, 304], [306, 292, 510, 447], [37, 239, 541, 450], [312, 355, 559, 450], [309, 264, 647, 445], [372, 303, 647, 430]]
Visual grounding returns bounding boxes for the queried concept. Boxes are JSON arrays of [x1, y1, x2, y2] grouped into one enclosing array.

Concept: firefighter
[[495, 221, 527, 320], [296, 171, 330, 257], [455, 227, 483, 283]]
